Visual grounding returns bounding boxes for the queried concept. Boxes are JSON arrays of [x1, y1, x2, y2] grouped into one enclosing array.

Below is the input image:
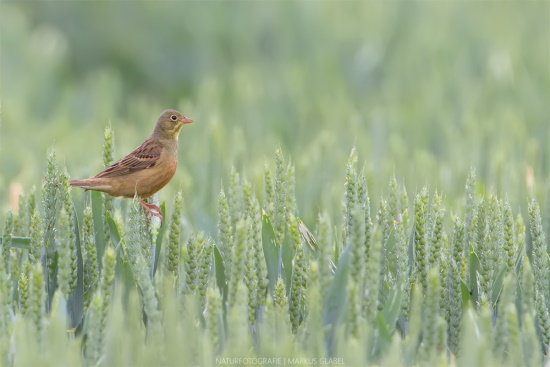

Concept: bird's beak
[[181, 117, 193, 124]]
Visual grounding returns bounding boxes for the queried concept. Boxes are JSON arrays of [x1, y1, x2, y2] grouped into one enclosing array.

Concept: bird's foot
[[139, 200, 163, 222]]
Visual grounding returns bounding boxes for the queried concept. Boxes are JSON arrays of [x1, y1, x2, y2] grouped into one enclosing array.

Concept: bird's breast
[[137, 158, 177, 199]]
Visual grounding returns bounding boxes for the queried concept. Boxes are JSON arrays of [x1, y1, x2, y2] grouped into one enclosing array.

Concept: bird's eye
[[170, 115, 177, 121]]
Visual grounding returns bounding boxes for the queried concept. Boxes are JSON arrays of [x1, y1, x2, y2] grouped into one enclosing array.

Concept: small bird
[[70, 109, 193, 220]]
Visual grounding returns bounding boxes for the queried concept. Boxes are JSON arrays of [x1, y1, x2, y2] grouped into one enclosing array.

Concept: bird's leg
[[139, 200, 163, 220]]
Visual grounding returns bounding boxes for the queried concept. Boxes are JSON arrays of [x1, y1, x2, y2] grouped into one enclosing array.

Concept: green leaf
[[152, 202, 167, 278], [491, 264, 507, 306], [67, 208, 84, 329], [381, 285, 403, 333], [262, 213, 279, 292], [213, 244, 227, 299], [514, 238, 524, 272], [469, 249, 480, 306], [9, 236, 31, 250], [323, 245, 351, 327], [461, 280, 471, 306], [45, 252, 59, 314], [322, 245, 351, 354], [332, 225, 341, 265], [117, 256, 135, 295], [106, 214, 121, 246], [106, 213, 134, 289], [91, 191, 105, 270], [372, 311, 393, 358]]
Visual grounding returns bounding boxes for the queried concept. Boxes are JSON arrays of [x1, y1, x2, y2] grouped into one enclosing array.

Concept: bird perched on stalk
[[70, 109, 193, 220]]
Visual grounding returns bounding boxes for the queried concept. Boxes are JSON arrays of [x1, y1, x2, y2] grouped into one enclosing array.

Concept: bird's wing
[[94, 139, 163, 178]]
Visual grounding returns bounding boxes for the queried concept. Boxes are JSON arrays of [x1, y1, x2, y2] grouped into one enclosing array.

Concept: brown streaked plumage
[[70, 109, 192, 219]]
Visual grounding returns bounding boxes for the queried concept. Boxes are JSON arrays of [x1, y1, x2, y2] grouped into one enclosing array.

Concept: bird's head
[[153, 109, 193, 140]]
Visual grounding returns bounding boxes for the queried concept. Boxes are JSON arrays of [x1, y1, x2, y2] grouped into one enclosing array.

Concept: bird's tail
[[70, 179, 92, 188], [70, 178, 110, 192]]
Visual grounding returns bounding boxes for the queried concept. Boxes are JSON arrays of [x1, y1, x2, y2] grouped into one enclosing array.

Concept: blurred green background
[[1, 1, 549, 232]]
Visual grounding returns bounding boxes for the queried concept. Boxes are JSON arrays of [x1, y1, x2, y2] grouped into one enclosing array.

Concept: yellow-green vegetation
[[0, 145, 549, 366], [1, 1, 550, 366]]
